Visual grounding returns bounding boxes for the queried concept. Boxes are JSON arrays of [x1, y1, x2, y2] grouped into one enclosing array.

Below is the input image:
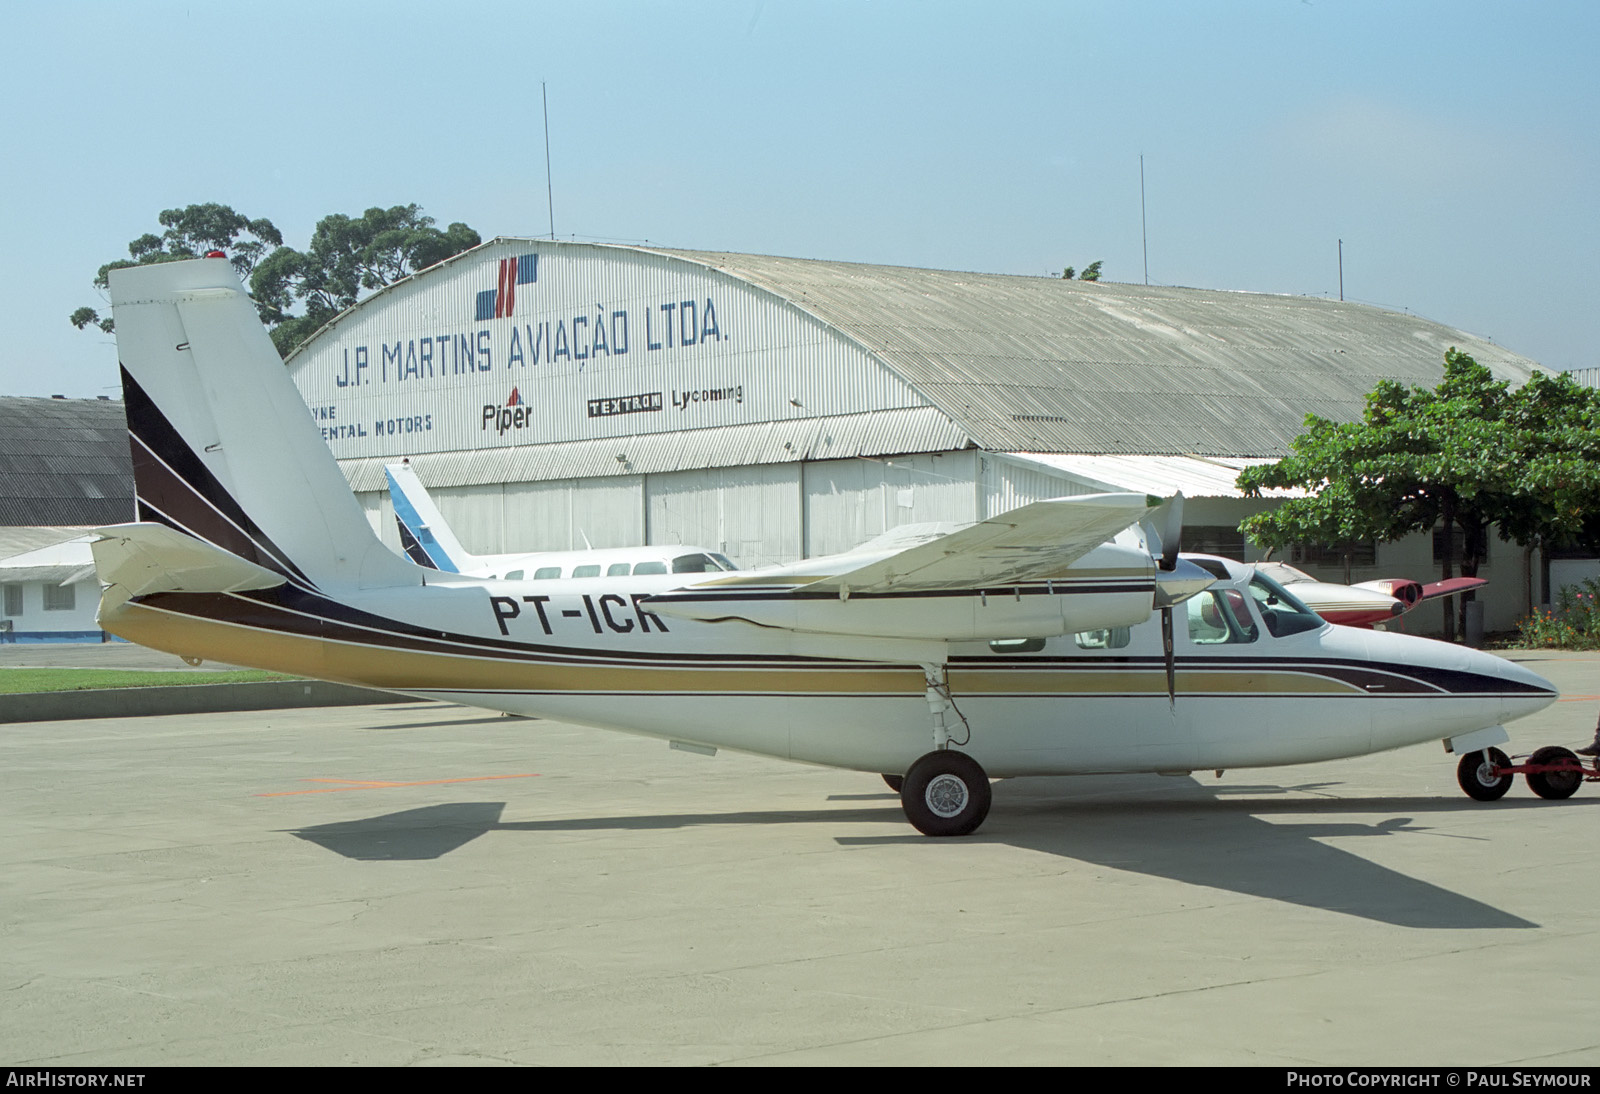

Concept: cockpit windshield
[[671, 552, 738, 573], [1247, 571, 1327, 637]]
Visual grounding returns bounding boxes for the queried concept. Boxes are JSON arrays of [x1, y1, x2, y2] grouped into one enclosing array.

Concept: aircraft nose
[[1482, 650, 1558, 699], [1453, 643, 1560, 723]]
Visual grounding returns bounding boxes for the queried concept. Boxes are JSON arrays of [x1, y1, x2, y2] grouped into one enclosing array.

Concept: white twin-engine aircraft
[[92, 257, 1559, 836]]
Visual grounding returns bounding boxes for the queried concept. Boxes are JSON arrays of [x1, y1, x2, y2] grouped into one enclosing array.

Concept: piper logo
[[483, 387, 533, 435]]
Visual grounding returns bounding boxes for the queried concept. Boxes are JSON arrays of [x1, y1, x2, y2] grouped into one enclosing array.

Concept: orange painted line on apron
[[256, 773, 540, 796]]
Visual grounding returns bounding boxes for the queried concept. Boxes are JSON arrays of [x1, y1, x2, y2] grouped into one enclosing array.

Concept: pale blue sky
[[2, 0, 1595, 398]]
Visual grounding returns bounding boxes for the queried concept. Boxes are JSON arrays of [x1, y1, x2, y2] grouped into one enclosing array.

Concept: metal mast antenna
[[1140, 155, 1149, 286], [543, 82, 555, 240], [1338, 238, 1344, 301]]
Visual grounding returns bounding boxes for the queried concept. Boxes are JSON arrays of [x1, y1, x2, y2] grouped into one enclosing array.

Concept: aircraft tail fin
[[108, 257, 417, 594], [385, 463, 469, 572]]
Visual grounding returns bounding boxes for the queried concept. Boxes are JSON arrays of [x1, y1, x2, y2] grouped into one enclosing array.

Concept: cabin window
[[633, 561, 668, 575], [572, 564, 601, 578], [504, 570, 524, 580], [3, 585, 21, 616], [43, 583, 76, 612], [533, 567, 562, 580], [607, 562, 632, 577], [709, 553, 738, 571], [671, 553, 722, 573], [989, 637, 1046, 654], [1074, 627, 1130, 650], [1186, 590, 1258, 644]]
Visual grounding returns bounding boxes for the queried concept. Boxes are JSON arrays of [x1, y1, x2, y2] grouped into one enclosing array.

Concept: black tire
[[881, 773, 904, 793], [1526, 746, 1583, 801], [1457, 747, 1512, 802], [901, 751, 992, 837]]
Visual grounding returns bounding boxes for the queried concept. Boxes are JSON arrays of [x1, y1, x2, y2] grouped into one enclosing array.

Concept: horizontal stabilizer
[[807, 493, 1160, 594], [92, 522, 286, 597]]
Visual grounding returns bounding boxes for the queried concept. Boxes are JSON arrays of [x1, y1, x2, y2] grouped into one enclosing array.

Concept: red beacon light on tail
[[205, 250, 227, 258]]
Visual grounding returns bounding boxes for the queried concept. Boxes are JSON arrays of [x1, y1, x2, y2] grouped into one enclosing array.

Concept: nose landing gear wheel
[[1525, 746, 1583, 800], [901, 751, 991, 836], [1457, 747, 1512, 802], [881, 773, 904, 793]]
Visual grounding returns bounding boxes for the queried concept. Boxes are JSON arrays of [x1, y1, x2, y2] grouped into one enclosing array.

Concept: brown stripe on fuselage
[[101, 596, 927, 696], [104, 594, 1472, 704]]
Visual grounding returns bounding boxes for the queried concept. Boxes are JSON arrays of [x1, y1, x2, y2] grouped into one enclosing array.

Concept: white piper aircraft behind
[[91, 257, 1560, 836], [385, 460, 741, 581]]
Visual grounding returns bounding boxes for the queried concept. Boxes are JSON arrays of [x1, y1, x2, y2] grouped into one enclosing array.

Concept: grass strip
[[0, 668, 296, 694]]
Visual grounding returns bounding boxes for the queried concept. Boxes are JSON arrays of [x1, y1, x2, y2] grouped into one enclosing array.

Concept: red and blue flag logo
[[475, 253, 539, 321]]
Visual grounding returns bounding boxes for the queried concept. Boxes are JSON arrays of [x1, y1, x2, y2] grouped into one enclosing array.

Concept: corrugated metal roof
[[337, 407, 970, 492], [0, 527, 95, 558], [0, 398, 133, 526], [1566, 367, 1600, 389], [646, 248, 1548, 457], [1002, 453, 1306, 499]]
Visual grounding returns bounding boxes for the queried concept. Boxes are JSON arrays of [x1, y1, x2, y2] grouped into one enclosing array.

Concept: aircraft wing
[[92, 522, 287, 597], [800, 492, 1160, 594], [1419, 577, 1489, 602], [647, 493, 1184, 644]]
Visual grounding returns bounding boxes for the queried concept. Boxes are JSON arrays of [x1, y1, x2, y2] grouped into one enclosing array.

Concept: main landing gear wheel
[[901, 751, 991, 837], [1525, 746, 1583, 801], [881, 773, 904, 793], [1457, 747, 1512, 802]]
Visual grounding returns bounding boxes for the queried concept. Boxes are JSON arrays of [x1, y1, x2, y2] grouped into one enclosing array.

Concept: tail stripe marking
[[122, 367, 317, 590]]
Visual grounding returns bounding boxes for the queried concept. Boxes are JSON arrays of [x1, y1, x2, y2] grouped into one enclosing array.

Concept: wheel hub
[[925, 773, 970, 818]]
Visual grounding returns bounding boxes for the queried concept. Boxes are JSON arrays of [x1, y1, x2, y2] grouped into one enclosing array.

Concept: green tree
[[1060, 260, 1104, 281], [1237, 350, 1600, 641], [251, 205, 480, 356], [71, 204, 283, 334], [76, 202, 480, 358]]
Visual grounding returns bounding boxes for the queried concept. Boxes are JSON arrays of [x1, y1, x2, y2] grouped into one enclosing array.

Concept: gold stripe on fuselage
[[107, 597, 1378, 701], [946, 667, 1363, 697]]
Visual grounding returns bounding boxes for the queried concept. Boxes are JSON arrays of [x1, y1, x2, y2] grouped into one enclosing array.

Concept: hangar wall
[[289, 239, 942, 467], [296, 239, 1547, 639]]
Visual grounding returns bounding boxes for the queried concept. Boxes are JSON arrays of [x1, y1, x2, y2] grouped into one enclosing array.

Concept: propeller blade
[[1140, 492, 1186, 571], [1162, 604, 1176, 708]]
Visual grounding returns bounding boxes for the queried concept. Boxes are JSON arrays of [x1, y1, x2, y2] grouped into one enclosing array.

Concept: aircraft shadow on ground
[[287, 775, 1592, 929]]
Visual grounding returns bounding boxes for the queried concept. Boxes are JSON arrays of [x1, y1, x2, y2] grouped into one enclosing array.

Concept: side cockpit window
[[1186, 589, 1258, 644]]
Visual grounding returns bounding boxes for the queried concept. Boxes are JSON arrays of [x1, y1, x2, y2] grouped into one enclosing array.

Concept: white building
[[0, 530, 101, 642], [0, 396, 132, 643], [286, 240, 1554, 636]]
